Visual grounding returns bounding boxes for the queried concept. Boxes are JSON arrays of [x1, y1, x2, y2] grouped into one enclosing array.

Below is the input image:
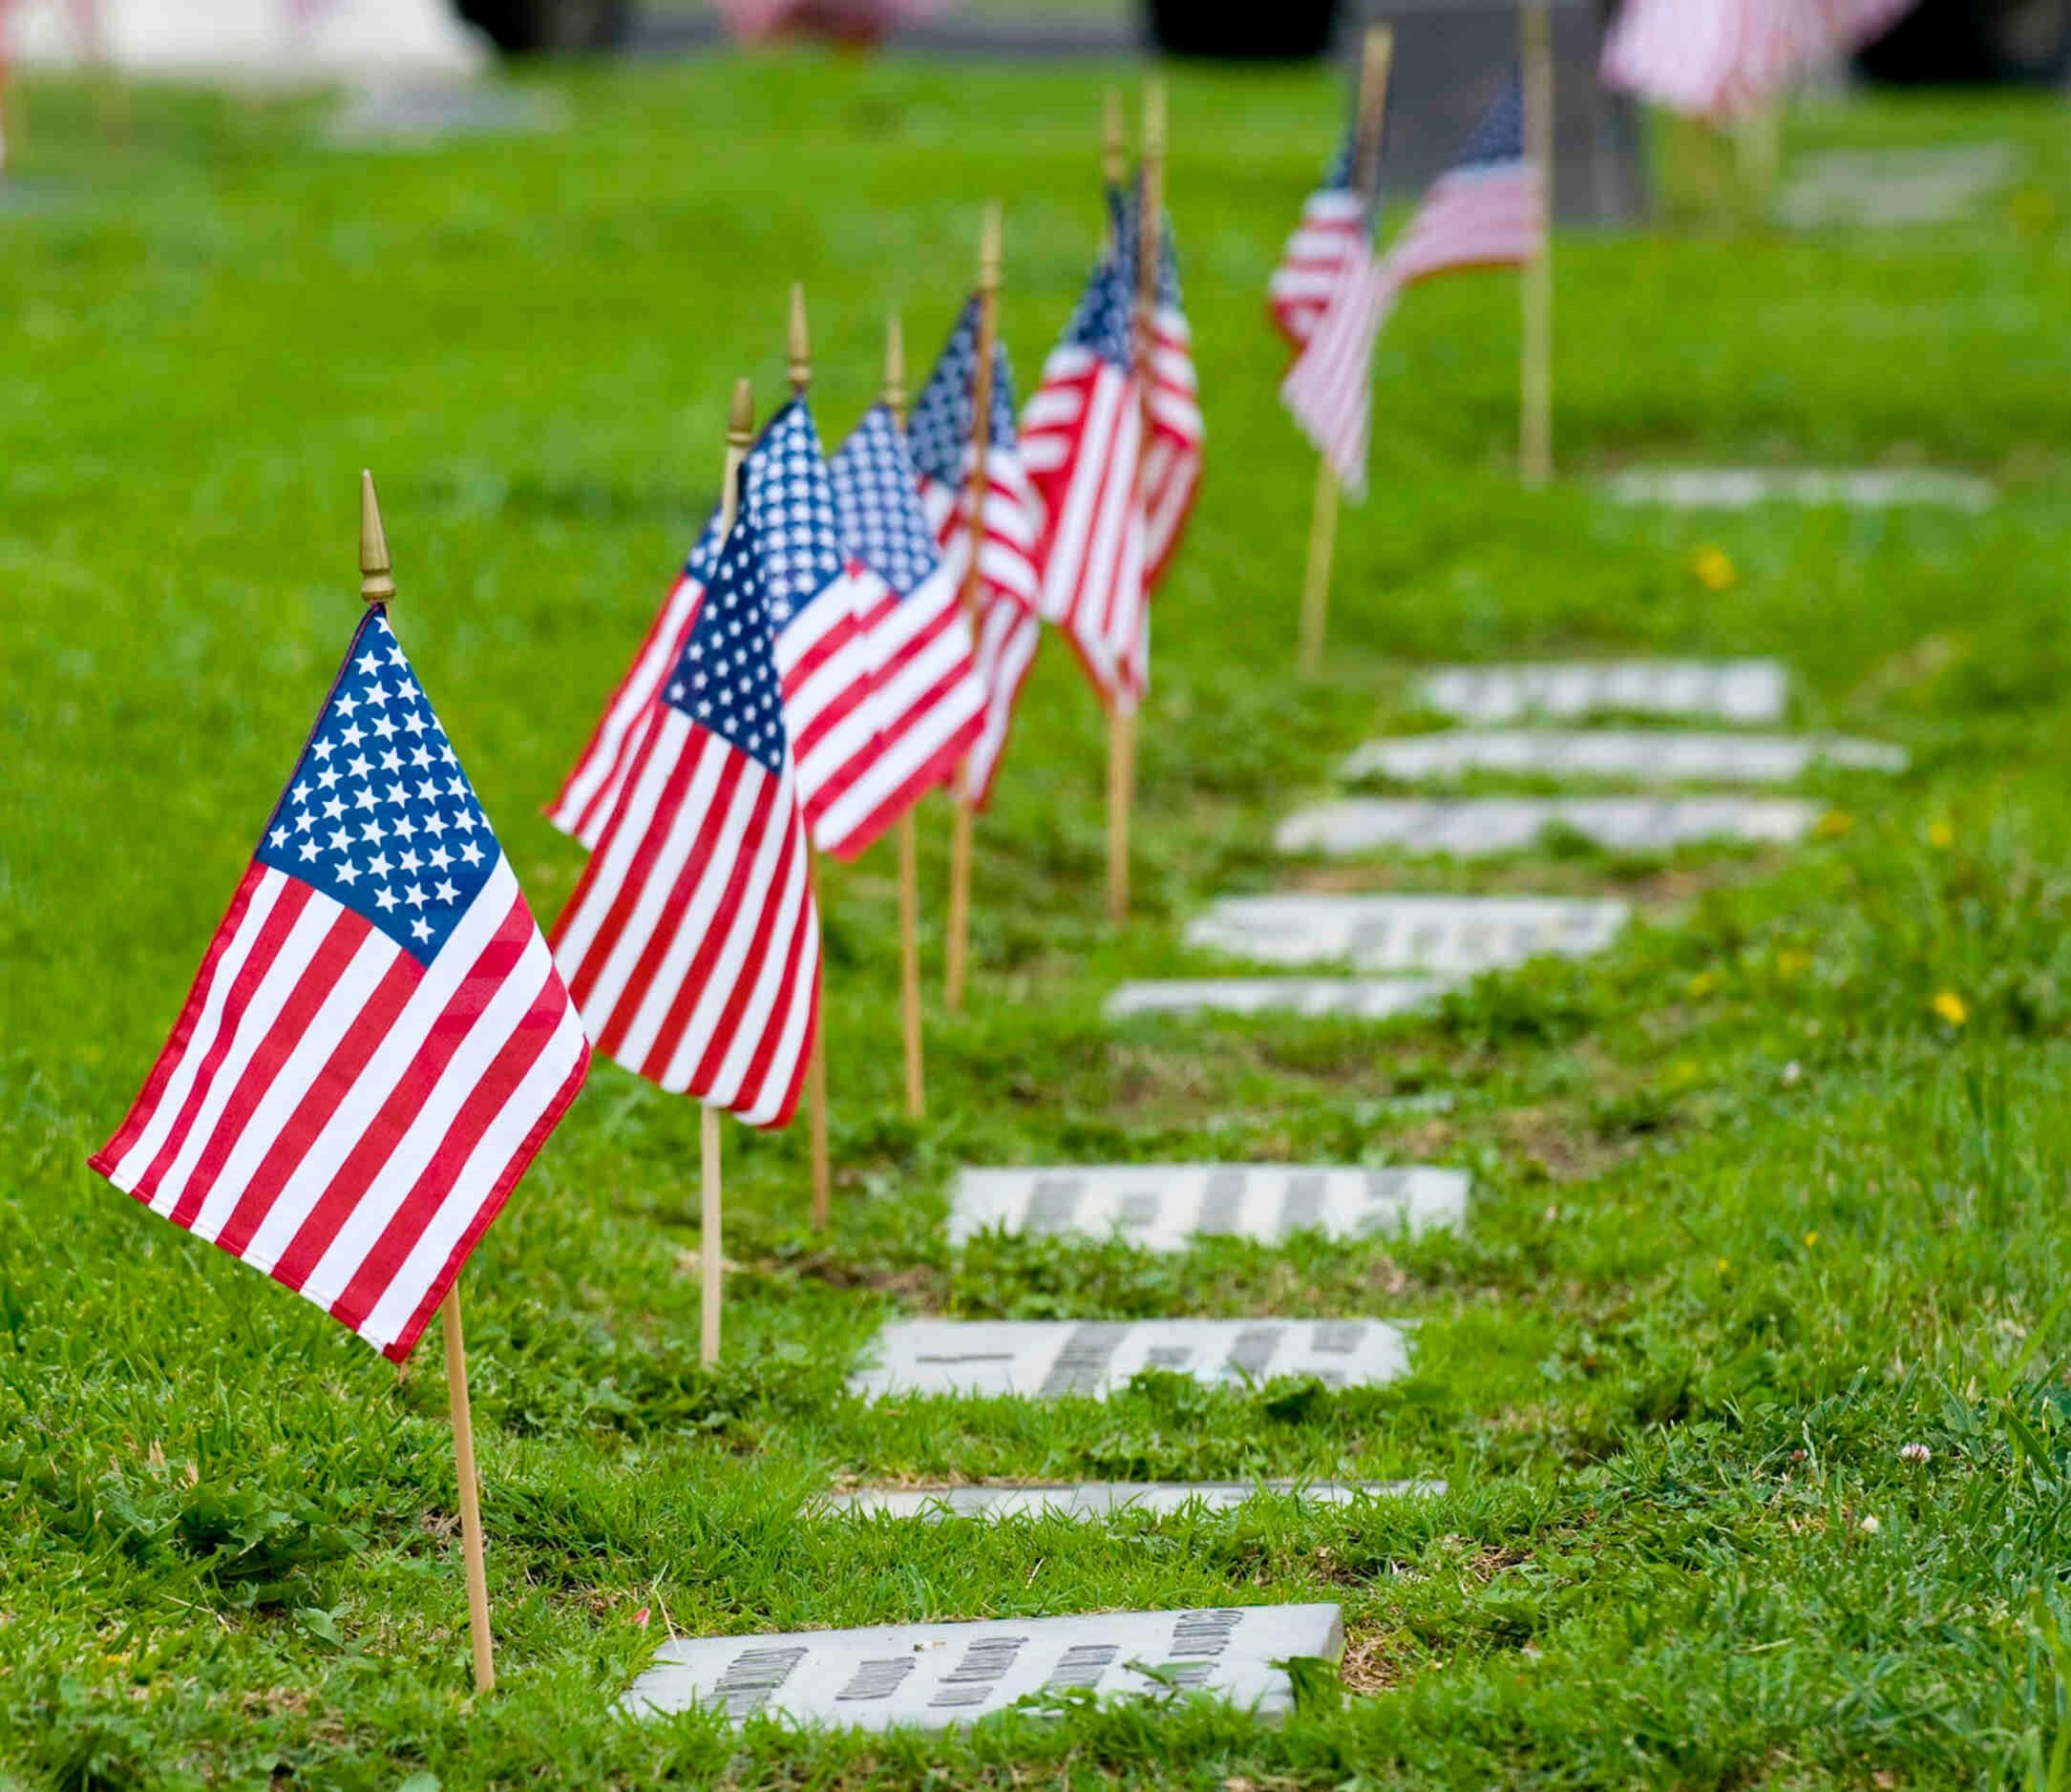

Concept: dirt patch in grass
[[1339, 1626, 1407, 1694], [1500, 1104, 1645, 1183], [778, 1253, 941, 1300]]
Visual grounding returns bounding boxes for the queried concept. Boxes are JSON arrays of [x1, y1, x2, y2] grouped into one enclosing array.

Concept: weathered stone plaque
[[1105, 978, 1451, 1021], [947, 1164, 1469, 1251], [1605, 466, 1995, 513], [1420, 659, 1788, 726], [1342, 729, 1906, 786], [850, 1318, 1413, 1402], [1275, 796, 1819, 858], [1186, 894, 1626, 975], [816, 1482, 1445, 1521], [1776, 142, 2020, 230], [623, 1603, 1344, 1730]]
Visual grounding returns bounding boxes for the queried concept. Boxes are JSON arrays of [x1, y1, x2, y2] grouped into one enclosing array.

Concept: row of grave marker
[[625, 654, 1907, 1729]]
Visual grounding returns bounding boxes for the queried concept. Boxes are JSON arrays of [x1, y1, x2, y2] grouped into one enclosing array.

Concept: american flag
[[1603, 0, 1917, 119], [1268, 135, 1365, 351], [549, 512, 820, 1128], [1282, 70, 1543, 495], [909, 297, 1044, 808], [742, 397, 886, 861], [823, 401, 985, 847], [1113, 180, 1205, 598], [90, 610, 589, 1363], [547, 513, 723, 851], [1021, 249, 1146, 708]]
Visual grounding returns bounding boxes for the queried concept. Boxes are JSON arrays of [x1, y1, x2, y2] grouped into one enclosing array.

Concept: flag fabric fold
[[823, 400, 985, 847], [741, 396, 888, 860], [1020, 249, 1147, 709], [1603, 0, 1917, 120], [1114, 180, 1205, 597], [547, 512, 724, 851], [910, 296, 1045, 808], [549, 511, 821, 1128], [91, 609, 589, 1362]]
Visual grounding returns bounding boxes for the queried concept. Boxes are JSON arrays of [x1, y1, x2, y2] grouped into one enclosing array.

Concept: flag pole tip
[[979, 202, 1004, 292], [787, 283, 810, 394], [359, 471, 394, 604]]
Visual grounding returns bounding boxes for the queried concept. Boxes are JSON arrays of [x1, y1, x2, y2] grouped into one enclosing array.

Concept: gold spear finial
[[787, 283, 811, 396], [359, 471, 394, 604]]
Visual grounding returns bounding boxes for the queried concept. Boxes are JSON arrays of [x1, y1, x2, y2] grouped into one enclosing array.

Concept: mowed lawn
[[5, 50, 2071, 1790]]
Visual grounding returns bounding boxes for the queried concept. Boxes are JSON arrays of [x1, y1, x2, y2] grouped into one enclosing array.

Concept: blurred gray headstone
[[1359, 1, 1645, 224], [1343, 730, 1906, 785], [851, 1318, 1413, 1401], [1276, 795, 1820, 856], [1187, 893, 1627, 973], [1606, 466, 1996, 512], [325, 82, 568, 148], [623, 1604, 1344, 1729], [1106, 977, 1452, 1021], [947, 1163, 1469, 1249], [1777, 142, 2022, 229], [816, 1482, 1445, 1520], [1420, 659, 1789, 725]]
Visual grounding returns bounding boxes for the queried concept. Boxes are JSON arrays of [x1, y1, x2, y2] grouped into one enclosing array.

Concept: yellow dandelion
[[1927, 820, 1954, 850], [1814, 811, 1854, 840], [1932, 990, 1969, 1026], [1715, 1256, 1730, 1274], [1776, 949, 1810, 979], [1687, 970, 1719, 1000], [1692, 546, 1738, 592], [1803, 1230, 1819, 1247]]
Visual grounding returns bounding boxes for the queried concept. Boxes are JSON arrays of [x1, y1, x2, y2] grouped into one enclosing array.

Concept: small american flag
[[547, 513, 723, 851], [1604, 0, 1917, 120], [824, 402, 985, 847], [550, 513, 820, 1128], [92, 610, 589, 1362], [910, 297, 1045, 808], [1021, 249, 1146, 708], [1268, 136, 1365, 351], [743, 397, 886, 861], [1282, 69, 1544, 495], [1113, 180, 1205, 600]]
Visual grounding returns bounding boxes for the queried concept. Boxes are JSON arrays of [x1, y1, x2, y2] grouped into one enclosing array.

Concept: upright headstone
[[1186, 893, 1627, 974], [948, 1164, 1469, 1250], [851, 1318, 1413, 1401], [1418, 660, 1788, 726], [1276, 796, 1819, 858], [623, 1604, 1346, 1730]]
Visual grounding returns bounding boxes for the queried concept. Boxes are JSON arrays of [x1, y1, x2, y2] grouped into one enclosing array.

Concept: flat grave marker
[[850, 1318, 1413, 1402], [1106, 977, 1452, 1022], [1418, 659, 1789, 727], [623, 1603, 1344, 1731], [1276, 796, 1819, 858], [818, 1482, 1445, 1521], [1342, 728, 1905, 786], [1186, 893, 1627, 975], [1605, 465, 1995, 513], [1776, 141, 2022, 230], [325, 82, 569, 147], [947, 1164, 1469, 1251]]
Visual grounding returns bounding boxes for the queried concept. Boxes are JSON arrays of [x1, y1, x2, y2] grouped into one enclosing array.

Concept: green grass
[[5, 53, 2071, 1791]]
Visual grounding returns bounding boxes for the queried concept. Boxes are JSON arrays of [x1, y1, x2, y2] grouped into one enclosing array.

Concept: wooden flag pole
[[1298, 25, 1392, 677], [1520, 3, 1554, 490], [363, 470, 494, 1694], [788, 285, 834, 1232], [700, 377, 754, 1364], [943, 201, 1002, 1014], [883, 313, 925, 1120], [1108, 78, 1164, 929]]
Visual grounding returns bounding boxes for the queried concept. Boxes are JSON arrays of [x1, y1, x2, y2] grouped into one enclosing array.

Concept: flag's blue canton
[[1321, 129, 1355, 191], [742, 398, 846, 633], [1113, 180, 1185, 309], [1455, 69, 1525, 168], [664, 517, 788, 778], [909, 299, 1021, 491], [256, 611, 501, 967], [1063, 249, 1135, 372], [828, 405, 941, 598], [683, 507, 724, 586]]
